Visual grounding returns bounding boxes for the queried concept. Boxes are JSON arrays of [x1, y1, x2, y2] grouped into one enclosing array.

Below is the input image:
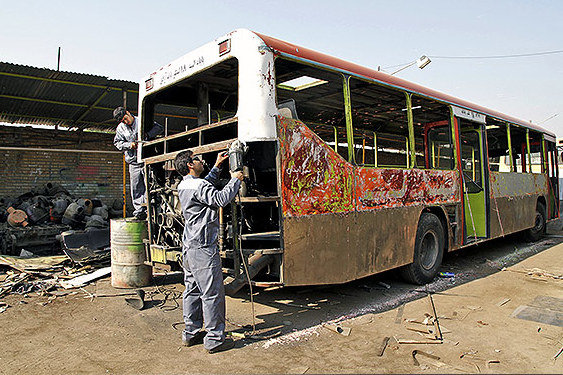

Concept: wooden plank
[[142, 117, 238, 146], [238, 196, 280, 203], [144, 139, 235, 164], [60, 267, 111, 289], [396, 339, 443, 344], [376, 336, 390, 356]]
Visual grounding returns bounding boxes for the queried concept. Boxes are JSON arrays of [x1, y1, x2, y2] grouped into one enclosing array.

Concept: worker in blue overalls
[[174, 149, 243, 353], [113, 107, 163, 220]]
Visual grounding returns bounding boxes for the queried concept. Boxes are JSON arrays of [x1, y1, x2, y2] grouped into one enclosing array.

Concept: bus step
[[240, 231, 280, 240], [237, 196, 280, 203], [221, 248, 282, 258]]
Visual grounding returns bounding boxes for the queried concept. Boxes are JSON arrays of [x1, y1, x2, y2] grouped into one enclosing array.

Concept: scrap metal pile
[[0, 242, 111, 304], [0, 182, 123, 255]]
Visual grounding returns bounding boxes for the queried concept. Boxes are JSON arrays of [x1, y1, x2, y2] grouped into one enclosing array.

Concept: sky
[[1, 0, 562, 136]]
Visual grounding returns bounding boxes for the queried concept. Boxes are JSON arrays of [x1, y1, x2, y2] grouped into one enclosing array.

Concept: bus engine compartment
[[141, 128, 284, 294]]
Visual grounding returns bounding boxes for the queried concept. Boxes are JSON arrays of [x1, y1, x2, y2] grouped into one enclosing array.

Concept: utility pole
[[57, 47, 61, 71]]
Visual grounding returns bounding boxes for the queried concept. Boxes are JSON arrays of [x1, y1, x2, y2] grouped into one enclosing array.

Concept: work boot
[[206, 338, 235, 354], [182, 331, 207, 347]]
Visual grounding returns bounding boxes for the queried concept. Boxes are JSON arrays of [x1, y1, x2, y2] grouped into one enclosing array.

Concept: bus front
[[138, 29, 283, 293]]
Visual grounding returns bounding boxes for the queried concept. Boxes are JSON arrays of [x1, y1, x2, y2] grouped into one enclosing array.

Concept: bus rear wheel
[[401, 213, 445, 285], [525, 202, 546, 242]]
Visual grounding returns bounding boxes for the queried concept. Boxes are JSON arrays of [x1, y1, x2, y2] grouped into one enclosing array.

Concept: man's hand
[[130, 142, 137, 149], [214, 151, 229, 168], [230, 171, 244, 181]]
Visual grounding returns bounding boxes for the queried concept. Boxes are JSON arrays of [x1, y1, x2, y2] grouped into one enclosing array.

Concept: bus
[[137, 29, 559, 293]]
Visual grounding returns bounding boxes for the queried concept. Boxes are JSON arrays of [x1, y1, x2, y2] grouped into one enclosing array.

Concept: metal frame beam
[[0, 71, 138, 93]]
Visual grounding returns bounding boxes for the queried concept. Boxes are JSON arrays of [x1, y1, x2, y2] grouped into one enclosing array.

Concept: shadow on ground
[[219, 219, 563, 344]]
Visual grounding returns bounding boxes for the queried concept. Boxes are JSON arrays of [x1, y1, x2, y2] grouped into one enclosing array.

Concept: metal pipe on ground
[[224, 254, 274, 296]]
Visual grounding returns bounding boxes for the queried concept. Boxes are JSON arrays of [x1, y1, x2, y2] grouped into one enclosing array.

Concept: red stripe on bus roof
[[254, 32, 555, 137]]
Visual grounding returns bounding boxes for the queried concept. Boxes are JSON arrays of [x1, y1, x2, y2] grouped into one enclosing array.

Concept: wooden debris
[[396, 339, 443, 344], [412, 350, 440, 366], [406, 326, 431, 334], [486, 360, 500, 369], [376, 336, 390, 356], [496, 298, 511, 307], [0, 255, 68, 272], [289, 366, 309, 374], [0, 302, 9, 313], [60, 267, 111, 289], [394, 304, 405, 324], [273, 300, 321, 310], [554, 346, 563, 360], [503, 267, 562, 280], [426, 291, 443, 341]]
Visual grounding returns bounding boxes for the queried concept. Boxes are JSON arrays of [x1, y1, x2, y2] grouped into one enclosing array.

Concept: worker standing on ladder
[[113, 107, 163, 220], [174, 150, 243, 354]]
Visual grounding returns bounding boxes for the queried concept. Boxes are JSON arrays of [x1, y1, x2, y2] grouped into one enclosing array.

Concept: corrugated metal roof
[[0, 62, 138, 132]]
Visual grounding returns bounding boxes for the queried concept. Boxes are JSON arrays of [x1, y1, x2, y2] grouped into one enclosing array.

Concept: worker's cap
[[113, 107, 127, 122]]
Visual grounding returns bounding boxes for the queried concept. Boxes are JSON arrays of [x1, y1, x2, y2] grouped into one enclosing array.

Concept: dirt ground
[[1, 223, 562, 374]]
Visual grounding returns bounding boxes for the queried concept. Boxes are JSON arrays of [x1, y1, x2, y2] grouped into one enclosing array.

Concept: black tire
[[525, 202, 546, 242], [401, 213, 445, 285]]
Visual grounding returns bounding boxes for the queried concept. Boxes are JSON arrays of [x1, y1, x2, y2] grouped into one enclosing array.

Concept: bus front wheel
[[401, 213, 445, 285], [525, 202, 546, 242]]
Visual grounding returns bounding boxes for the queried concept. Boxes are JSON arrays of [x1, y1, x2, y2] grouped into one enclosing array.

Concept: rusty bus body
[[138, 29, 559, 292]]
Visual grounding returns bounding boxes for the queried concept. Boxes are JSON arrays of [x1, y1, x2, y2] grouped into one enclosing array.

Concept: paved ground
[[1, 222, 562, 374]]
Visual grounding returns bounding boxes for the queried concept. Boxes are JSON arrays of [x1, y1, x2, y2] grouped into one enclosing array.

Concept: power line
[[429, 50, 563, 60], [382, 49, 563, 70]]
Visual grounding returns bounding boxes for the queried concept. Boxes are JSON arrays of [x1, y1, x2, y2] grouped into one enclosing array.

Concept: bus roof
[[254, 31, 555, 139]]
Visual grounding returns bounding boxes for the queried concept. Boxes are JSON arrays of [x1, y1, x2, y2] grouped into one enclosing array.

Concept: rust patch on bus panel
[[282, 206, 422, 286], [278, 117, 354, 216], [355, 168, 461, 210], [490, 172, 548, 198]]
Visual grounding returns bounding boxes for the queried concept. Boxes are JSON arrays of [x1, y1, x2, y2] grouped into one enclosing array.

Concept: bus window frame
[[346, 75, 412, 169], [274, 55, 351, 162], [423, 120, 455, 170]]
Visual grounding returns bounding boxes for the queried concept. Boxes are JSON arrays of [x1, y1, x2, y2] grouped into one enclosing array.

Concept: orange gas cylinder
[[7, 207, 29, 227]]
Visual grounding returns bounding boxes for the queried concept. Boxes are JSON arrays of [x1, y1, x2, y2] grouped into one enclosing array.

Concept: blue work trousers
[[128, 163, 146, 216], [182, 245, 226, 350]]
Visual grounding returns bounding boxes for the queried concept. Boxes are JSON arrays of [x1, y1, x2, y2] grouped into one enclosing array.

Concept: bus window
[[143, 58, 238, 136], [486, 120, 511, 172], [529, 131, 543, 173], [353, 129, 376, 166], [275, 58, 348, 160], [411, 96, 452, 169], [460, 127, 483, 190], [510, 125, 528, 173], [427, 125, 454, 170], [140, 58, 239, 158], [348, 77, 409, 168], [547, 141, 560, 218]]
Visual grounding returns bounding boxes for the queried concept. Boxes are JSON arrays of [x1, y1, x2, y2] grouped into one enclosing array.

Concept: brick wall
[[0, 125, 132, 209]]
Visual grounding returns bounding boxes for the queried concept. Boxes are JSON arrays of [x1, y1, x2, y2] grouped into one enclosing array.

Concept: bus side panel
[[278, 117, 355, 216], [281, 207, 422, 286], [355, 168, 460, 210], [277, 117, 461, 285], [489, 172, 549, 236]]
